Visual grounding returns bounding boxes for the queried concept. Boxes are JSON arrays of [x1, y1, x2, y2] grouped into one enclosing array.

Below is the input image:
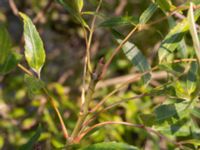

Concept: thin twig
[[8, 0, 19, 16], [76, 121, 182, 148], [33, 0, 53, 24]]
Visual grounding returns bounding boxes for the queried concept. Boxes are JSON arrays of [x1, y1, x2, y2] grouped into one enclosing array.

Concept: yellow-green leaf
[[19, 12, 46, 77]]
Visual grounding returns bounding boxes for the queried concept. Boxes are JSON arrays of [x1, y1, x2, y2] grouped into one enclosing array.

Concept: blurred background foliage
[[0, 0, 200, 149]]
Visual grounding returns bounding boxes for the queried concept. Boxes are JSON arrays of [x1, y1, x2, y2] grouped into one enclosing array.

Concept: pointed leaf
[[158, 8, 200, 63], [19, 12, 46, 77], [112, 30, 151, 85], [80, 142, 139, 150], [139, 3, 157, 24], [154, 102, 189, 123]]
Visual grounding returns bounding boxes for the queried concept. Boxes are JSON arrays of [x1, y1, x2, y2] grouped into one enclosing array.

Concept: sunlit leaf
[[57, 0, 88, 28], [139, 3, 157, 24], [19, 12, 46, 78], [188, 2, 200, 64], [80, 142, 139, 150], [112, 30, 151, 85], [19, 125, 42, 150], [100, 16, 138, 27], [191, 107, 200, 119]]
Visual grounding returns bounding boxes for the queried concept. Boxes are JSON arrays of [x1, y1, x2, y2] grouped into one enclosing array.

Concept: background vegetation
[[1, 0, 200, 149]]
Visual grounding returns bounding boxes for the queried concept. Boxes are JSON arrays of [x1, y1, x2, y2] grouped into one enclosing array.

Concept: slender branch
[[8, 0, 19, 16], [100, 26, 138, 79], [33, 0, 53, 23], [17, 64, 69, 139], [76, 121, 182, 148]]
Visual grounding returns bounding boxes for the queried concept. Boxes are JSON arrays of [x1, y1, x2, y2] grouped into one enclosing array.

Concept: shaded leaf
[[0, 26, 22, 75], [0, 52, 22, 75], [80, 142, 139, 150], [154, 102, 189, 123], [19, 12, 46, 78], [139, 113, 156, 126], [0, 26, 12, 64], [158, 8, 200, 63], [139, 3, 157, 24], [100, 16, 138, 27], [24, 74, 45, 98], [19, 125, 42, 150], [112, 30, 151, 85]]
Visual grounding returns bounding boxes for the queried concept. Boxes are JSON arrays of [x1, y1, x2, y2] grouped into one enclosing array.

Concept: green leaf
[[19, 125, 42, 150], [0, 26, 12, 64], [100, 16, 138, 27], [19, 12, 46, 77], [155, 0, 171, 11], [57, 0, 88, 28], [174, 62, 198, 100], [139, 113, 156, 126], [80, 142, 139, 150], [24, 74, 45, 98], [0, 52, 22, 75], [154, 102, 189, 123], [188, 3, 200, 64], [0, 26, 22, 75], [139, 3, 157, 24], [158, 8, 200, 63], [112, 30, 151, 85], [191, 107, 200, 119]]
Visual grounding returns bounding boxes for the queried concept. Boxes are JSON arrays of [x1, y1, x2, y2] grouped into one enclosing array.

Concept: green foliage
[[80, 142, 139, 150], [19, 12, 46, 78], [19, 125, 42, 150], [112, 30, 151, 85], [100, 16, 138, 27], [0, 26, 21, 75], [24, 74, 45, 98]]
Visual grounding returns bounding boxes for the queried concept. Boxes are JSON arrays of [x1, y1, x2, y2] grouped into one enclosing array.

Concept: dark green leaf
[[19, 125, 42, 150], [139, 3, 157, 24], [100, 16, 138, 27], [155, 0, 171, 11], [0, 26, 12, 64], [24, 74, 45, 98], [158, 8, 200, 63], [0, 52, 22, 75], [112, 30, 151, 85], [19, 12, 46, 77], [154, 102, 189, 123], [80, 142, 139, 150], [0, 26, 22, 75]]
